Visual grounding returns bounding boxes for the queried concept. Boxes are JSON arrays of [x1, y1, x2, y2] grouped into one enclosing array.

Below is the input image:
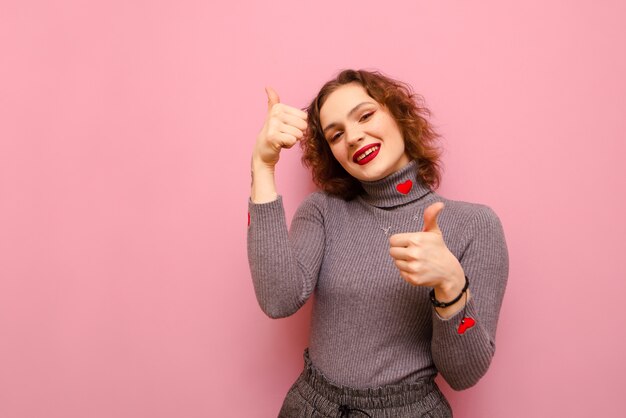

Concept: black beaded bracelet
[[429, 276, 469, 308]]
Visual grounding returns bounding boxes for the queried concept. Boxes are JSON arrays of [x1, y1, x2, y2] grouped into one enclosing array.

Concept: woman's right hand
[[252, 87, 308, 170]]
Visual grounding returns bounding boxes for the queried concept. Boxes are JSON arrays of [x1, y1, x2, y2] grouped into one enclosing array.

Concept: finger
[[274, 132, 298, 149], [388, 232, 418, 248], [278, 123, 304, 140], [265, 86, 280, 111], [423, 202, 444, 233], [281, 105, 308, 120], [389, 246, 413, 261], [398, 270, 418, 286], [278, 113, 308, 131], [394, 259, 423, 275]]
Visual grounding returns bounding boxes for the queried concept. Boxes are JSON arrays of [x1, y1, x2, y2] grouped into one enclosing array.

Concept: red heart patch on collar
[[396, 180, 413, 195]]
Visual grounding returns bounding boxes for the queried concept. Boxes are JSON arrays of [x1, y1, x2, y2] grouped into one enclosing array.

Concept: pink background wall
[[1, 1, 625, 417]]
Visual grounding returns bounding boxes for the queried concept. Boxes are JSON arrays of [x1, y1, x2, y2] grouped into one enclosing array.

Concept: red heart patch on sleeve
[[457, 317, 475, 335]]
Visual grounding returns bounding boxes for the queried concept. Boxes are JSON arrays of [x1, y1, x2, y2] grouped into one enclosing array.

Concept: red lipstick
[[352, 144, 380, 165]]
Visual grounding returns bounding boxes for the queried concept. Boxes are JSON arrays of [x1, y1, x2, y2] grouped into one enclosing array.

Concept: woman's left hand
[[388, 202, 465, 297]]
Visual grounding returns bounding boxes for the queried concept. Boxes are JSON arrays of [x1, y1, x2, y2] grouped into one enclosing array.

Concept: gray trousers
[[278, 350, 452, 418]]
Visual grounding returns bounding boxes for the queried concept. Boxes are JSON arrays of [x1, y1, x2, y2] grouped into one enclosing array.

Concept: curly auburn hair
[[301, 69, 442, 200]]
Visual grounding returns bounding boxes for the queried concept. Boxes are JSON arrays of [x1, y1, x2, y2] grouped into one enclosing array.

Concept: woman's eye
[[360, 112, 374, 122], [330, 132, 343, 142]]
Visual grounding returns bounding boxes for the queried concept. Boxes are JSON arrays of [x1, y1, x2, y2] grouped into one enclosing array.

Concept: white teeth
[[356, 146, 379, 161]]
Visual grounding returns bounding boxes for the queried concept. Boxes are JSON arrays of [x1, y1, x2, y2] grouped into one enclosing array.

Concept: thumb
[[265, 86, 280, 111], [423, 202, 444, 233]]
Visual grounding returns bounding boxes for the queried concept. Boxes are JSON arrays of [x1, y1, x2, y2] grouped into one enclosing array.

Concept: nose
[[345, 124, 364, 147]]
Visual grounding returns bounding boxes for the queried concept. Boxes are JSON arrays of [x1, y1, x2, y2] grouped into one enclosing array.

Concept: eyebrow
[[322, 102, 375, 134]]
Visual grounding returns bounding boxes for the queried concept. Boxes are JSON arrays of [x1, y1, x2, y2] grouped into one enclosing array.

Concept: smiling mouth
[[353, 144, 380, 165]]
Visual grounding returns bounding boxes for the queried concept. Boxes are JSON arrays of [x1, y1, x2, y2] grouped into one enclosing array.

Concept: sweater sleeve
[[247, 194, 326, 319], [430, 205, 509, 390]]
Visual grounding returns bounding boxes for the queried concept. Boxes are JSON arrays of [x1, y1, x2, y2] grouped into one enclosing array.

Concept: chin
[[348, 165, 390, 182]]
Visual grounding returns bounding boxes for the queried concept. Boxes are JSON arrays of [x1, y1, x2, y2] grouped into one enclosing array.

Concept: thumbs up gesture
[[253, 87, 308, 169], [388, 202, 465, 292]]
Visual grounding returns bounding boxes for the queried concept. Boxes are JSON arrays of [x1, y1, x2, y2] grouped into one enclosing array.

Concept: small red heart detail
[[457, 317, 475, 335], [396, 180, 413, 194], [247, 212, 250, 226]]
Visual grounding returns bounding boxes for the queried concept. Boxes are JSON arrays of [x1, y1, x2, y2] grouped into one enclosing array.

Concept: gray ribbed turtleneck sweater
[[247, 161, 508, 390]]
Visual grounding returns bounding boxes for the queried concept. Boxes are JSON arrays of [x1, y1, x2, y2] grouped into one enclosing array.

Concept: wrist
[[252, 154, 278, 176], [250, 156, 278, 204], [431, 275, 468, 308], [434, 268, 465, 301]]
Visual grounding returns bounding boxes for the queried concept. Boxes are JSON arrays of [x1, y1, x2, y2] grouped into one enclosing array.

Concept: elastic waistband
[[297, 349, 440, 411]]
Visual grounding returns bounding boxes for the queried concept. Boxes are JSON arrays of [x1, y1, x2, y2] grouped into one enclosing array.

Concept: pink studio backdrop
[[1, 1, 625, 417]]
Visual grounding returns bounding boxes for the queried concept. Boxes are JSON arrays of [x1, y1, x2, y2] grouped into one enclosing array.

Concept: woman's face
[[319, 83, 410, 182]]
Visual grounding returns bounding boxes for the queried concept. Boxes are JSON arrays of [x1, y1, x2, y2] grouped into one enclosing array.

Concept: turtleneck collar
[[358, 160, 432, 208]]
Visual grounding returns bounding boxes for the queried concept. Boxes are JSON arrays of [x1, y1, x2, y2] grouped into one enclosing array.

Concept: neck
[[359, 160, 432, 208]]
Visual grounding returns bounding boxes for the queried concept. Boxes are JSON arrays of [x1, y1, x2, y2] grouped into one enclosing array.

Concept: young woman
[[247, 70, 508, 417]]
